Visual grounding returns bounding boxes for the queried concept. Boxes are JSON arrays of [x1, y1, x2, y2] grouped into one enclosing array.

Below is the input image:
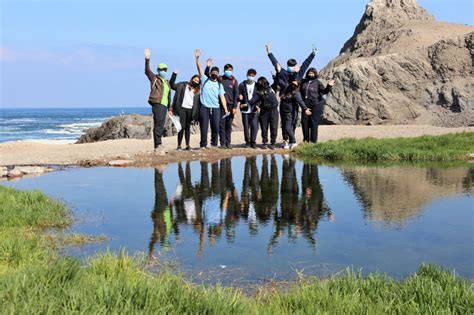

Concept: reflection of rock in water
[[342, 166, 472, 225]]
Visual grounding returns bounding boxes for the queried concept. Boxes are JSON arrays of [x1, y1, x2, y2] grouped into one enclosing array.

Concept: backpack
[[260, 88, 274, 111]]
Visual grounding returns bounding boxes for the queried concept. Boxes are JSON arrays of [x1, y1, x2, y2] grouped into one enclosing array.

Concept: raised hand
[[206, 58, 213, 67], [312, 45, 318, 54], [195, 48, 201, 59], [173, 69, 179, 74], [265, 43, 272, 54], [144, 48, 151, 59], [328, 79, 336, 86]]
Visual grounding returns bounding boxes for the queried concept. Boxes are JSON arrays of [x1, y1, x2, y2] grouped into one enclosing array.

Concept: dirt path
[[1, 125, 472, 166]]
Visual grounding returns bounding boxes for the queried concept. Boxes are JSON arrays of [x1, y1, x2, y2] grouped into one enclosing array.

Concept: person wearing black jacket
[[265, 43, 317, 89], [277, 65, 310, 149], [248, 77, 279, 149], [301, 68, 335, 143], [238, 69, 259, 148], [169, 72, 201, 150], [205, 64, 239, 149]]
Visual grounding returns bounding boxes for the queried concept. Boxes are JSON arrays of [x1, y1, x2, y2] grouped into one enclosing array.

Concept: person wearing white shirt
[[238, 69, 260, 148]]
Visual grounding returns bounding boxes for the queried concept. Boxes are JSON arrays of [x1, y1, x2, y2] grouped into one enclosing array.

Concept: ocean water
[[0, 108, 150, 143]]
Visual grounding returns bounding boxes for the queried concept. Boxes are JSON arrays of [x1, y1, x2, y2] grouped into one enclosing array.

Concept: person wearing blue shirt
[[195, 48, 228, 149]]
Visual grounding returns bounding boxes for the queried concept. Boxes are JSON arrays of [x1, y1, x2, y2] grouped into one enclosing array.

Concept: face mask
[[287, 66, 295, 73], [191, 81, 199, 88], [307, 74, 316, 80], [247, 76, 255, 82], [210, 73, 218, 80], [159, 71, 167, 79], [224, 71, 233, 77]]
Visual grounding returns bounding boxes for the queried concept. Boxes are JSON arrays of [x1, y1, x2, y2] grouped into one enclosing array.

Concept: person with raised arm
[[169, 70, 201, 150], [265, 43, 317, 87], [205, 63, 239, 149], [277, 64, 310, 150], [144, 48, 172, 151], [195, 48, 229, 149]]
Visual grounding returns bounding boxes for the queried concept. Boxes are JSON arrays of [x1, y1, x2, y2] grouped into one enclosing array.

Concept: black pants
[[151, 103, 168, 148], [280, 104, 298, 142], [242, 112, 259, 145], [178, 108, 193, 147], [301, 101, 324, 143], [259, 107, 279, 145], [199, 106, 221, 147], [280, 103, 296, 144], [219, 110, 234, 147]]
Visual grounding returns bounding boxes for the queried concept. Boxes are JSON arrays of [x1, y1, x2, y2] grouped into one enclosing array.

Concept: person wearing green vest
[[145, 48, 171, 151]]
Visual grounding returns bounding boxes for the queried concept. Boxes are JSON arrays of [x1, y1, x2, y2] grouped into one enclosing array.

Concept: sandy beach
[[1, 125, 472, 166]]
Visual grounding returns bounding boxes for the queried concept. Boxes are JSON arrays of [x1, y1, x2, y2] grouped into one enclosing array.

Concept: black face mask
[[191, 81, 199, 88], [210, 73, 218, 80], [307, 75, 316, 80]]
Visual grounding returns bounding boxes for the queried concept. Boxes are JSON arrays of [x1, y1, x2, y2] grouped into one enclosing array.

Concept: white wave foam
[[4, 118, 38, 123]]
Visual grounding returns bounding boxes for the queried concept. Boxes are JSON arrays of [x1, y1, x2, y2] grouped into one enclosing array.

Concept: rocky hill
[[320, 0, 474, 126]]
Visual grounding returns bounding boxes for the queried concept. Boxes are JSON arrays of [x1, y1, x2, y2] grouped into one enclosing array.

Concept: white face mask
[[247, 76, 255, 82]]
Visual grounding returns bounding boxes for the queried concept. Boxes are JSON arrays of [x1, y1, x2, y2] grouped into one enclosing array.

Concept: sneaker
[[262, 144, 268, 149], [289, 143, 298, 150], [185, 146, 192, 151], [226, 144, 232, 149], [250, 144, 257, 149], [199, 146, 209, 150], [176, 145, 182, 151], [282, 140, 288, 149]]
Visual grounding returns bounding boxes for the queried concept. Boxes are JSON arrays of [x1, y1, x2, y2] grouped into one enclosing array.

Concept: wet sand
[[1, 125, 472, 166]]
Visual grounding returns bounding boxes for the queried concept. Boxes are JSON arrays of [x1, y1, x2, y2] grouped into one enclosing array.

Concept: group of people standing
[[144, 44, 336, 151]]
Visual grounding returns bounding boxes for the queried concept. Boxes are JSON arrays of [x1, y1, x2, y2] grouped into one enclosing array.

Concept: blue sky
[[1, 0, 473, 108]]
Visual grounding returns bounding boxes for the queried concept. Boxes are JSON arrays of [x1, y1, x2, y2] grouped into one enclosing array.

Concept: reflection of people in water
[[170, 161, 197, 236], [150, 156, 332, 259], [299, 163, 332, 246], [268, 159, 331, 255], [268, 156, 299, 254], [240, 156, 260, 234], [255, 155, 279, 224], [219, 158, 240, 243], [149, 166, 173, 260]]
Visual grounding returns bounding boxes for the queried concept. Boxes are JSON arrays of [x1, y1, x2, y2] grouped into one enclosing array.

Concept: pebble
[[108, 159, 135, 167]]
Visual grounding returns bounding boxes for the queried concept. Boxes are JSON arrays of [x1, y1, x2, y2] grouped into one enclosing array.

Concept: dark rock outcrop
[[77, 113, 243, 143], [77, 114, 153, 143], [320, 0, 474, 126]]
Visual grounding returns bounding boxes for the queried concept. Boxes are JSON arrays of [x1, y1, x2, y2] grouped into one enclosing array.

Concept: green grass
[[1, 185, 473, 314], [295, 132, 474, 162], [0, 185, 70, 228]]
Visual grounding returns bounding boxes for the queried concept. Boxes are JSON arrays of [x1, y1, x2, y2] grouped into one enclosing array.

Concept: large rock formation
[[321, 0, 474, 126]]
